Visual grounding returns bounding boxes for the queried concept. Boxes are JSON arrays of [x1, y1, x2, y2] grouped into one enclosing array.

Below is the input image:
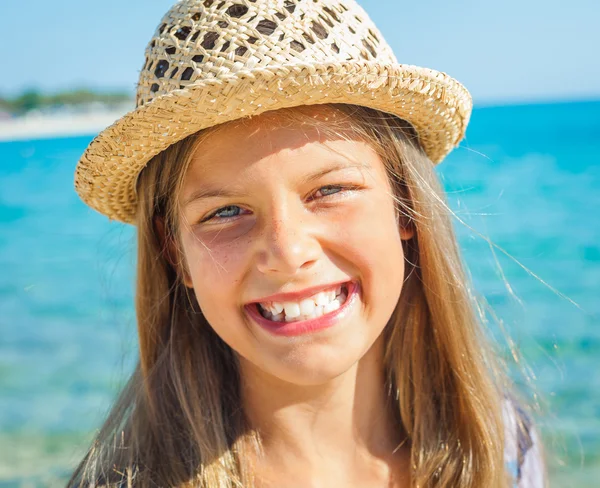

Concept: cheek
[[179, 230, 256, 350], [340, 192, 403, 259], [179, 229, 252, 313], [182, 227, 251, 280], [330, 193, 405, 310]]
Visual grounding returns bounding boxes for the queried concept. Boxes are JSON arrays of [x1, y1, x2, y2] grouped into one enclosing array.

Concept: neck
[[239, 336, 409, 486]]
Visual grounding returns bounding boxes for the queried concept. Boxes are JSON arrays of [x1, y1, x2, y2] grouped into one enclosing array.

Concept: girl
[[70, 0, 545, 486]]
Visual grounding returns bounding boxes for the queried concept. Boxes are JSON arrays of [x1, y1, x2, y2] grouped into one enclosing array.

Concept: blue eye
[[202, 205, 245, 223], [215, 206, 241, 218], [317, 185, 342, 197], [310, 185, 355, 201]]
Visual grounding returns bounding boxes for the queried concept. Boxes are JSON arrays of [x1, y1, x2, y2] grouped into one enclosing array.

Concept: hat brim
[[75, 61, 472, 224]]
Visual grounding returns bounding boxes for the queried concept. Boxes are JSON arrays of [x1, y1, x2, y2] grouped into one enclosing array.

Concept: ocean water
[[1, 100, 599, 486]]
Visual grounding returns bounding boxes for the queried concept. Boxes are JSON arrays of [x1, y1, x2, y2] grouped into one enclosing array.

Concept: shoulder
[[502, 397, 546, 488]]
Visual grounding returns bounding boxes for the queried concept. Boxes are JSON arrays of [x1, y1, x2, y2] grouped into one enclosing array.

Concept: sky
[[2, 0, 599, 105]]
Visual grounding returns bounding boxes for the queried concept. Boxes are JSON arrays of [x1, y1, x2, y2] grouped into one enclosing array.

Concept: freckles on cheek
[[181, 228, 251, 280]]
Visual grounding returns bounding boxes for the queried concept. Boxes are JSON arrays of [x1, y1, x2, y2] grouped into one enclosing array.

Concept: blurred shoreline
[[0, 101, 134, 142], [0, 107, 130, 142]]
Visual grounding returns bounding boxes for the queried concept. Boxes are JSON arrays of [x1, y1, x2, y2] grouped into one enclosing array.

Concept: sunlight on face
[[178, 106, 411, 386]]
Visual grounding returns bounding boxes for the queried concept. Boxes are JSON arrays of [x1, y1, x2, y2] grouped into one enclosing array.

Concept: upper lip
[[248, 279, 352, 305]]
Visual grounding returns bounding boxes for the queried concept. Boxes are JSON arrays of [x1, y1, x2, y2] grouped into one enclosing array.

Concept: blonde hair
[[69, 104, 518, 487]]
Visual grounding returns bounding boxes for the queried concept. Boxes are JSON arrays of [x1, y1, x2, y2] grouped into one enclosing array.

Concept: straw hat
[[75, 0, 472, 224]]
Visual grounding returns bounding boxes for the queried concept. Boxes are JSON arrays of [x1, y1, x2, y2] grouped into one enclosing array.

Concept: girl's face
[[178, 107, 412, 386]]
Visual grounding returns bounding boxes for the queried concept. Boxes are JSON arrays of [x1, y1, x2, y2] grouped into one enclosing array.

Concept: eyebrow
[[183, 160, 368, 206]]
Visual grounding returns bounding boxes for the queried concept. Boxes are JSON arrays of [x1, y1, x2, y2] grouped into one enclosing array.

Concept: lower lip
[[245, 282, 360, 337]]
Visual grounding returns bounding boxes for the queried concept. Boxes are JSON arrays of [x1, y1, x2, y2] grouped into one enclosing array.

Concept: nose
[[255, 201, 320, 276]]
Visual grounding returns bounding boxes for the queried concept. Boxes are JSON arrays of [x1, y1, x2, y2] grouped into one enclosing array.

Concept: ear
[[153, 216, 194, 288], [397, 211, 415, 241], [400, 224, 415, 241]]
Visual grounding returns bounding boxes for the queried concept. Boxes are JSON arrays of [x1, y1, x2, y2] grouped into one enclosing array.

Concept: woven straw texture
[[75, 0, 473, 224]]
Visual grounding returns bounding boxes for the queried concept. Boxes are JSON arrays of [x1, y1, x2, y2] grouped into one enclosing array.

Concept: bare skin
[[178, 107, 413, 487], [243, 335, 412, 488]]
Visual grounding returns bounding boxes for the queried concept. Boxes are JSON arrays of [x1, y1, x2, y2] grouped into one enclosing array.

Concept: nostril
[[299, 258, 318, 270]]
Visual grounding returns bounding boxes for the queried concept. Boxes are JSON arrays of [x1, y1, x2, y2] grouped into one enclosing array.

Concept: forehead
[[183, 106, 383, 183]]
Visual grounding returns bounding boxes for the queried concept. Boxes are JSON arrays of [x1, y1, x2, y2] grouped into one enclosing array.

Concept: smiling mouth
[[255, 283, 350, 323]]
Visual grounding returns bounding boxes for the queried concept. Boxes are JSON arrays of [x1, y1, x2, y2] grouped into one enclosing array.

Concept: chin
[[259, 334, 375, 387]]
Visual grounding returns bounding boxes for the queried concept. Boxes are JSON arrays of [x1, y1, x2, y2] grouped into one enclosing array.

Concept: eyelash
[[200, 185, 357, 224]]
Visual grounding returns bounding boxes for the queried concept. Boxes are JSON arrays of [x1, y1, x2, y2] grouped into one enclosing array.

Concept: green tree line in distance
[[0, 89, 133, 115]]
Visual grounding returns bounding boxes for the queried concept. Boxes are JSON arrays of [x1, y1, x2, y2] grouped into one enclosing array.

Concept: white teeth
[[305, 310, 317, 320], [258, 284, 351, 322], [314, 292, 329, 306], [299, 298, 315, 316], [323, 299, 341, 314], [283, 302, 301, 318]]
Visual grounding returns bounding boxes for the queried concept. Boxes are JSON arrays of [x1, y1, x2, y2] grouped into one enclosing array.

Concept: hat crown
[[137, 0, 397, 106]]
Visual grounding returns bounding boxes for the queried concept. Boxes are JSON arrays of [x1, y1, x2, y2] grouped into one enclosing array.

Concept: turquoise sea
[[1, 100, 599, 486]]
